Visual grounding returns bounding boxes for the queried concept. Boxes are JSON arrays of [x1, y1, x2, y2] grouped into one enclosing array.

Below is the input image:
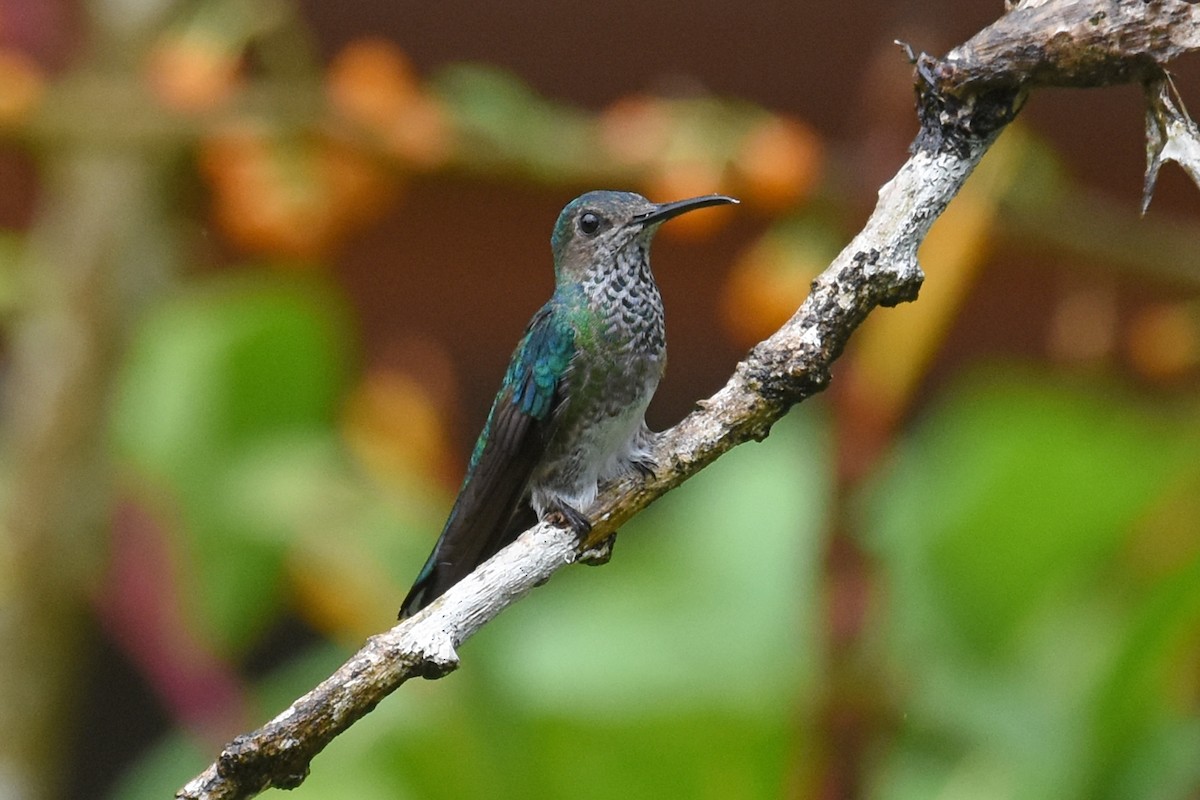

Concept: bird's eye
[[578, 211, 602, 236]]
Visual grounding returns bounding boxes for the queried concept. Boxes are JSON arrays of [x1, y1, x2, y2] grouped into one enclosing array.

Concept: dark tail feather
[[398, 503, 538, 619], [399, 382, 550, 619], [398, 551, 440, 619]]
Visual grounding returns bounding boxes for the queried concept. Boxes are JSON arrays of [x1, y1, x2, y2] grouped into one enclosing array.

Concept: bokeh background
[[1, 1, 1198, 798]]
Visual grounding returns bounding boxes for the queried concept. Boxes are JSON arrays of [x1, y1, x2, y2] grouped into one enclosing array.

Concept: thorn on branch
[[1142, 73, 1200, 213]]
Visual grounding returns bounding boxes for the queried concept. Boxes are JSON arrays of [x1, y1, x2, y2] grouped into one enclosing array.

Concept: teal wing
[[400, 302, 575, 617]]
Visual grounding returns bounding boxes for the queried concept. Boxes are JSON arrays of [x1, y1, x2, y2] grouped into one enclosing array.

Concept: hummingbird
[[399, 190, 738, 618]]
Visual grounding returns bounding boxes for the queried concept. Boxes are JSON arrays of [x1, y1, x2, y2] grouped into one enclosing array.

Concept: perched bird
[[399, 190, 737, 618]]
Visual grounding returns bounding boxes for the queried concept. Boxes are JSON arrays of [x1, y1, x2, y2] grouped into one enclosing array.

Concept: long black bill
[[633, 194, 739, 227]]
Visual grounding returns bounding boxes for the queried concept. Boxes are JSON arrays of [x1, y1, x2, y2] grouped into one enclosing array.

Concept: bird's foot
[[578, 534, 617, 566], [545, 500, 614, 566], [545, 501, 592, 537], [630, 456, 656, 479]]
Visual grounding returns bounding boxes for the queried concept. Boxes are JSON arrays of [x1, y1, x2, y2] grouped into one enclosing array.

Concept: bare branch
[[178, 2, 1200, 797], [936, 0, 1199, 92]]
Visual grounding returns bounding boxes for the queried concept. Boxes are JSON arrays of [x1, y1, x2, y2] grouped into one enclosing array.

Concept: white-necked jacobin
[[400, 190, 738, 618]]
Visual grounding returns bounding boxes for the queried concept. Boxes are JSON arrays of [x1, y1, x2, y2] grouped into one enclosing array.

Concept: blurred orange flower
[[722, 228, 829, 344], [1127, 303, 1200, 381], [146, 34, 241, 113], [327, 38, 420, 131], [599, 94, 673, 169], [341, 366, 457, 488], [327, 38, 452, 169], [0, 49, 45, 123], [733, 116, 822, 211], [200, 128, 396, 260]]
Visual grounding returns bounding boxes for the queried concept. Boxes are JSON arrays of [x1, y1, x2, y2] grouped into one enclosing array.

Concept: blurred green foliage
[[111, 275, 352, 650], [863, 371, 1200, 800]]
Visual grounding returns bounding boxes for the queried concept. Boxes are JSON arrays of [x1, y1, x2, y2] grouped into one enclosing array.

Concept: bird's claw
[[545, 502, 592, 537], [545, 501, 613, 566], [631, 457, 656, 479]]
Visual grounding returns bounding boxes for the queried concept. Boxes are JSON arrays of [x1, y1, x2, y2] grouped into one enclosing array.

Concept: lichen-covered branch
[[177, 2, 1200, 798]]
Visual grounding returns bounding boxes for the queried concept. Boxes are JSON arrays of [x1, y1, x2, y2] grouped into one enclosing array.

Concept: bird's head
[[550, 190, 737, 283]]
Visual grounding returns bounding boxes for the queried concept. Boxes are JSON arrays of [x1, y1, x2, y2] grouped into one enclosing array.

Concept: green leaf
[[865, 368, 1188, 660], [861, 368, 1197, 799], [1089, 549, 1200, 798], [111, 273, 351, 651]]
